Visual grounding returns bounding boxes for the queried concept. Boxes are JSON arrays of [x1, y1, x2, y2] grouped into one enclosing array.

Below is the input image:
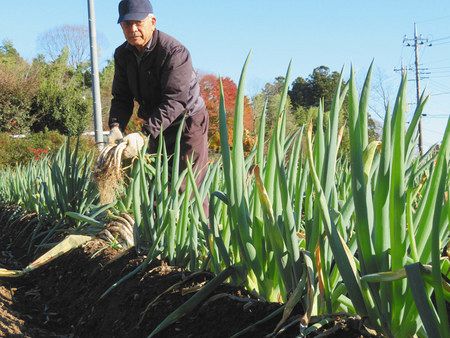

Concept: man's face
[[120, 15, 156, 51]]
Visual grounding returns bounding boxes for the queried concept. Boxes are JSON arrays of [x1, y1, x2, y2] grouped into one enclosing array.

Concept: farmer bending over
[[108, 0, 209, 188]]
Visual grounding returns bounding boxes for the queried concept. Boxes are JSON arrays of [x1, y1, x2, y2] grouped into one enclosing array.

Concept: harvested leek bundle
[[94, 132, 145, 204], [98, 212, 136, 249]]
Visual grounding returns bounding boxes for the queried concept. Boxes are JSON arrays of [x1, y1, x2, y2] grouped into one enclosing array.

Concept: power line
[[427, 57, 450, 64], [429, 35, 450, 43], [429, 80, 450, 91], [429, 75, 450, 79], [422, 126, 447, 136], [416, 15, 450, 24], [427, 66, 450, 70], [428, 72, 450, 77], [431, 91, 450, 96], [428, 70, 450, 74], [431, 41, 450, 46]]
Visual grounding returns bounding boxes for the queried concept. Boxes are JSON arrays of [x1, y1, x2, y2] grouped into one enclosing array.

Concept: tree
[[31, 48, 91, 135], [0, 40, 92, 135], [289, 66, 343, 111], [369, 67, 392, 120], [38, 24, 104, 69], [0, 40, 24, 66], [0, 41, 40, 133], [261, 76, 286, 97], [252, 77, 297, 139], [289, 66, 380, 152], [99, 58, 115, 129], [199, 74, 254, 152]]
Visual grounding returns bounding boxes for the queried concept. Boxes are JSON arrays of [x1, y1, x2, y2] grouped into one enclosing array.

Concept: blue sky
[[1, 0, 450, 148]]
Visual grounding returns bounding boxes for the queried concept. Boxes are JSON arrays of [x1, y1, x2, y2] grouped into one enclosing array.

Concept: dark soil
[[0, 207, 379, 337]]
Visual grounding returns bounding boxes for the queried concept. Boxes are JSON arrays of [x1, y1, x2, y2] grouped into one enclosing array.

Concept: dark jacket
[[108, 30, 209, 187], [108, 30, 207, 142]]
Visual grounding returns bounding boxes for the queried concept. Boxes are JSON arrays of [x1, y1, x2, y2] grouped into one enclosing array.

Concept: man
[[109, 0, 209, 187]]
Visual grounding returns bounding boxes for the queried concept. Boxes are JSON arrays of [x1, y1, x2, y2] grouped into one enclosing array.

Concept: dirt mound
[[1, 240, 290, 337], [0, 208, 377, 337]]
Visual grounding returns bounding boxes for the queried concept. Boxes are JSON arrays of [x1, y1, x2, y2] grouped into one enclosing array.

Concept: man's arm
[[109, 50, 134, 132], [144, 46, 192, 138]]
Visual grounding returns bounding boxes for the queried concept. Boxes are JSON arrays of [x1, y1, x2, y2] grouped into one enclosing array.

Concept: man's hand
[[122, 133, 145, 159], [109, 126, 124, 145]]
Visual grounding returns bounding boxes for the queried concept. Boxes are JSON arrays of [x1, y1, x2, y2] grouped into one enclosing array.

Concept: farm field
[[0, 222, 375, 337], [0, 60, 449, 337]]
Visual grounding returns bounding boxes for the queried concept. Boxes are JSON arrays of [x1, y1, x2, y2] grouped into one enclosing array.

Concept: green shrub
[[0, 131, 95, 167], [0, 42, 40, 134], [30, 49, 92, 135]]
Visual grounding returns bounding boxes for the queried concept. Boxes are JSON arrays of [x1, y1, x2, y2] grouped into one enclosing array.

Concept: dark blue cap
[[118, 0, 153, 24]]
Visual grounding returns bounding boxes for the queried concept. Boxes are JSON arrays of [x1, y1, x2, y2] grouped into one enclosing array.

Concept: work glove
[[121, 133, 145, 159], [108, 125, 124, 145]]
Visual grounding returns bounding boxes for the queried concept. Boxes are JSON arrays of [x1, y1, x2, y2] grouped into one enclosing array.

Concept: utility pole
[[402, 23, 431, 155], [87, 0, 104, 148], [413, 23, 424, 155]]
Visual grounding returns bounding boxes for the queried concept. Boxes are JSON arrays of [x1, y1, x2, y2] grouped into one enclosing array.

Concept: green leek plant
[[196, 54, 313, 302], [308, 65, 450, 337], [114, 118, 211, 270], [201, 55, 355, 320], [99, 120, 212, 298], [1, 57, 449, 338], [0, 138, 99, 252]]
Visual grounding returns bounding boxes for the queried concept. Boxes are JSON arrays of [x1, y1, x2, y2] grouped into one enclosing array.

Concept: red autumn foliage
[[199, 74, 254, 152], [28, 147, 49, 160]]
